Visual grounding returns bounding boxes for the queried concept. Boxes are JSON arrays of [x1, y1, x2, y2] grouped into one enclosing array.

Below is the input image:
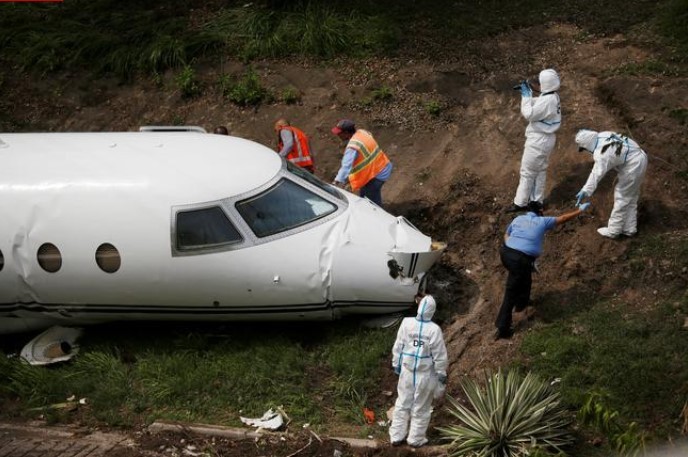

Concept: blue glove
[[394, 365, 401, 375], [578, 202, 591, 212], [520, 81, 532, 98], [575, 190, 588, 206], [437, 374, 447, 385]]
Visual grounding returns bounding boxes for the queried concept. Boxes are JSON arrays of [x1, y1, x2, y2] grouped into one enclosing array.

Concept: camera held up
[[513, 79, 531, 91]]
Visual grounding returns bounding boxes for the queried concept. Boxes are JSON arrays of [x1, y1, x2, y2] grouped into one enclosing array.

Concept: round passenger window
[[0, 249, 4, 272], [95, 243, 121, 273], [37, 243, 62, 273]]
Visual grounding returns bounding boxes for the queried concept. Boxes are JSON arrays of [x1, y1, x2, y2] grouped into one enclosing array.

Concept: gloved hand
[[394, 365, 401, 375], [578, 202, 591, 212], [575, 190, 588, 206], [520, 81, 532, 98], [433, 374, 447, 401]]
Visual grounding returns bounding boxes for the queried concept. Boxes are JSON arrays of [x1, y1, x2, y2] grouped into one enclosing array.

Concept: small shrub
[[425, 100, 442, 117], [372, 85, 393, 101], [225, 69, 271, 107], [175, 65, 201, 99], [281, 86, 301, 104], [152, 71, 164, 88], [439, 369, 574, 457], [578, 391, 645, 457]]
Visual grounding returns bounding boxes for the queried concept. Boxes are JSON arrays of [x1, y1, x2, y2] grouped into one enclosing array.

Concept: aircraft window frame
[[0, 248, 3, 272], [95, 243, 121, 273], [235, 178, 338, 238], [37, 243, 62, 273], [285, 161, 345, 201], [171, 205, 245, 256]]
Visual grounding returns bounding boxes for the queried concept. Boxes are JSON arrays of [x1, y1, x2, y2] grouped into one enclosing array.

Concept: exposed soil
[[2, 22, 687, 457]]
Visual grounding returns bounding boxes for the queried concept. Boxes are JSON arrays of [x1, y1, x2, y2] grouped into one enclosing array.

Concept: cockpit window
[[236, 178, 337, 238], [286, 161, 345, 200], [176, 206, 242, 250]]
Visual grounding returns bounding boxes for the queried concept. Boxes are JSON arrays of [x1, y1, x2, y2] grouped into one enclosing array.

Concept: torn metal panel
[[20, 326, 83, 366]]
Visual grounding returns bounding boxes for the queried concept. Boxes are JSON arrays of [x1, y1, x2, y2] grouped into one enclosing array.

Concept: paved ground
[[0, 422, 135, 457]]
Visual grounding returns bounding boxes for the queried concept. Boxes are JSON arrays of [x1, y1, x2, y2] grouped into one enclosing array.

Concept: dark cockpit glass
[[286, 161, 344, 200], [236, 178, 337, 237], [176, 206, 243, 250]]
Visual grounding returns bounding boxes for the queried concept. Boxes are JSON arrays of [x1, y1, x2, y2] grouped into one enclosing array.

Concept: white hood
[[539, 69, 560, 92], [575, 129, 598, 153]]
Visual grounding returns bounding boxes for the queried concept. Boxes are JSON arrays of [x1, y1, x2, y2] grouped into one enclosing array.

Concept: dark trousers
[[360, 178, 385, 207], [495, 245, 535, 333]]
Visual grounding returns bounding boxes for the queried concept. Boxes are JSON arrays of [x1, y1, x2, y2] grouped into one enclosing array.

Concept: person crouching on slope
[[495, 201, 590, 339]]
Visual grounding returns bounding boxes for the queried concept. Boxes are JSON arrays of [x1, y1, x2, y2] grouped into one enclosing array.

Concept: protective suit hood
[[539, 69, 560, 93], [575, 129, 598, 153], [416, 295, 436, 322]]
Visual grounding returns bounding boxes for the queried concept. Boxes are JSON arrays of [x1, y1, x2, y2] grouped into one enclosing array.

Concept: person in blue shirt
[[495, 201, 590, 339]]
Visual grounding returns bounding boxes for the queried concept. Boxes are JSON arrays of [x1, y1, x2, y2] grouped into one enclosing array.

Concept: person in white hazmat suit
[[574, 129, 648, 238], [389, 294, 448, 448], [507, 68, 562, 213]]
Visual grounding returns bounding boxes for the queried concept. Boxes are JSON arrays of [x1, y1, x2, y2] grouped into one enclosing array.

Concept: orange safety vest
[[347, 129, 390, 191], [277, 126, 314, 169]]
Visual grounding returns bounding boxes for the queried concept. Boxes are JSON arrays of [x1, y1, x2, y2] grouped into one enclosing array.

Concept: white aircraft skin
[[0, 130, 444, 334]]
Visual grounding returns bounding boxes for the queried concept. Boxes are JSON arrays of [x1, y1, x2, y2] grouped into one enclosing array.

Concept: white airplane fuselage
[[0, 131, 444, 334]]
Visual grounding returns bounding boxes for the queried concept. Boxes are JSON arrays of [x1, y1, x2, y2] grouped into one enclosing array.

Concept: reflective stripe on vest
[[278, 126, 314, 168], [347, 129, 390, 191]]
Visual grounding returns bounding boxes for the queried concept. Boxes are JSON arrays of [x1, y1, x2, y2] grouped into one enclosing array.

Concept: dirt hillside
[[2, 22, 687, 456]]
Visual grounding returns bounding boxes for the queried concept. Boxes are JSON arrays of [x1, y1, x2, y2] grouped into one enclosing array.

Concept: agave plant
[[438, 369, 574, 457]]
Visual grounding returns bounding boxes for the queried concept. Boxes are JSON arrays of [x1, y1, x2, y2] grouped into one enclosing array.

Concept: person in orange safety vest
[[331, 119, 392, 207], [274, 119, 315, 173]]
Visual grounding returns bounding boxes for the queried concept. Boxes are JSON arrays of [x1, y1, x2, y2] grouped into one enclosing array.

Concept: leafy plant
[[372, 85, 393, 101], [281, 86, 301, 104], [578, 391, 645, 457], [175, 65, 201, 99], [224, 69, 271, 107], [439, 370, 574, 457], [425, 100, 442, 117]]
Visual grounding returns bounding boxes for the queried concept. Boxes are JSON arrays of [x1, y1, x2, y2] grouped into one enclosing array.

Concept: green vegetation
[[519, 299, 688, 441], [657, 0, 688, 58], [1, 0, 685, 80], [439, 370, 574, 457], [608, 59, 683, 77], [578, 391, 645, 456], [281, 86, 301, 105], [209, 2, 398, 61], [222, 69, 272, 107], [175, 65, 201, 99], [0, 0, 222, 79], [425, 100, 442, 117], [0, 321, 396, 431]]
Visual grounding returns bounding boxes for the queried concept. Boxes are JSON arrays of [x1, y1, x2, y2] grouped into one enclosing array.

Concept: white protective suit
[[576, 129, 648, 236], [389, 295, 448, 447], [513, 69, 562, 207]]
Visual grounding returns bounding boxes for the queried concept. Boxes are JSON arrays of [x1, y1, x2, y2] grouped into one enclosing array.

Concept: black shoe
[[391, 440, 405, 447], [505, 204, 526, 213], [494, 328, 514, 340]]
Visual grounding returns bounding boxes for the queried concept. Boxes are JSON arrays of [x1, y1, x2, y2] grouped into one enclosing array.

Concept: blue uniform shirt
[[505, 212, 557, 257]]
